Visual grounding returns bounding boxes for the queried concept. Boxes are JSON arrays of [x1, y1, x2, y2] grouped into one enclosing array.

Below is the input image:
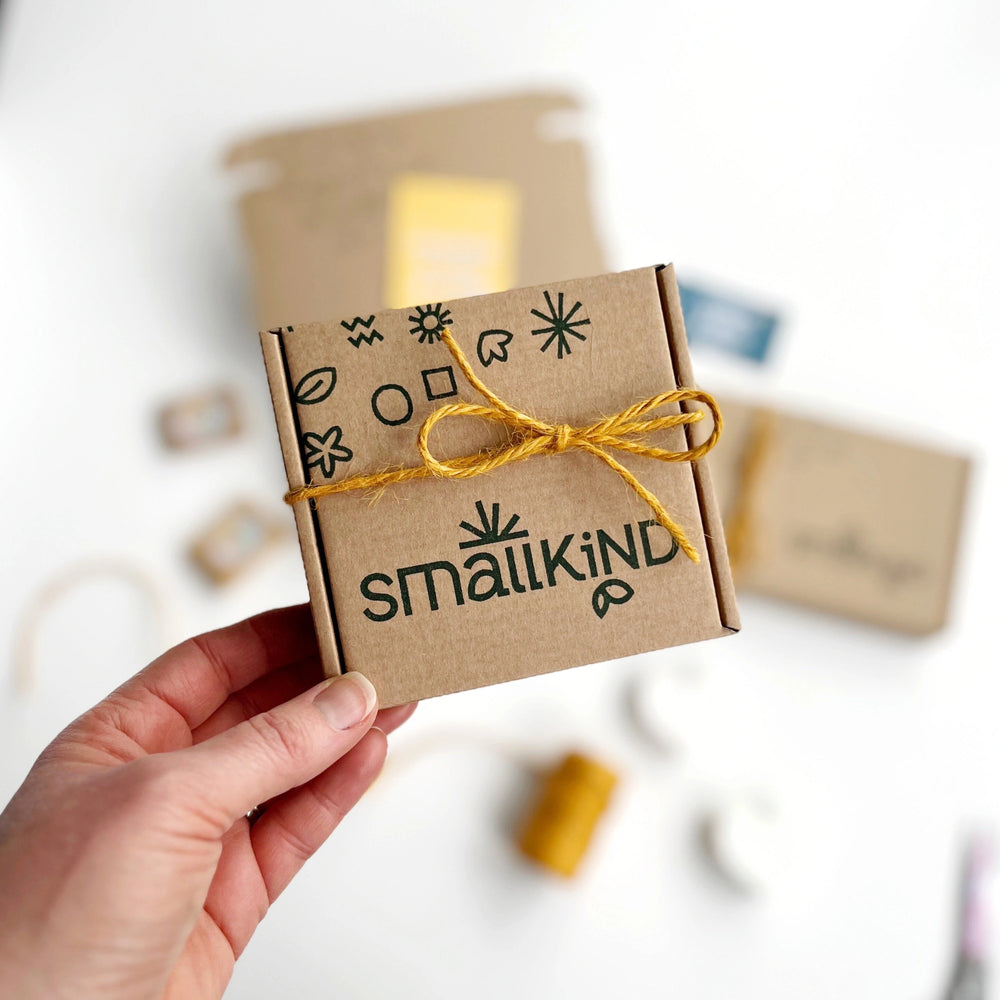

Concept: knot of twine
[[552, 424, 574, 453], [285, 328, 722, 564]]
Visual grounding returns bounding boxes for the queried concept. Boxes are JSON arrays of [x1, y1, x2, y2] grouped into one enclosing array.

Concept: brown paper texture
[[260, 265, 739, 706], [709, 399, 970, 634], [228, 92, 605, 329]]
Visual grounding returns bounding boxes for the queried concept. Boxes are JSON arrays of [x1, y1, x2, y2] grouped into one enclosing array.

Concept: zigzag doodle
[[340, 315, 384, 348]]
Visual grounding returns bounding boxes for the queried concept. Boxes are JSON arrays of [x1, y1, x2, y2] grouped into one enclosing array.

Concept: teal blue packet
[[678, 282, 780, 364]]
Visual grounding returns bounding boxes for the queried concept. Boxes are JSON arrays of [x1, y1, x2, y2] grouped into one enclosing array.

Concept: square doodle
[[421, 365, 458, 400]]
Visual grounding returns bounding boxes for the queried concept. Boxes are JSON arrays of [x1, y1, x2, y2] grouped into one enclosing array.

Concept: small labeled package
[[260, 265, 739, 705], [709, 399, 970, 633]]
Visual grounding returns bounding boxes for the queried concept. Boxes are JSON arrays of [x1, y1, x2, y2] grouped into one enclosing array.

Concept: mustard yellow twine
[[723, 407, 776, 576], [284, 328, 722, 564]]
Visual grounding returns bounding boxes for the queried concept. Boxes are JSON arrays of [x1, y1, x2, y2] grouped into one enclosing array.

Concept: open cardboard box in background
[[228, 92, 606, 328]]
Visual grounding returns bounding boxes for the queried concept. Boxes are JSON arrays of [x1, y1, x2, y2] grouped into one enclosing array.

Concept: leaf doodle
[[477, 329, 513, 367], [591, 578, 635, 619], [293, 367, 337, 405]]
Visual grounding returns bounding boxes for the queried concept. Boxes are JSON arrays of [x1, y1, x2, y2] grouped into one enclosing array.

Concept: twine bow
[[285, 327, 722, 563]]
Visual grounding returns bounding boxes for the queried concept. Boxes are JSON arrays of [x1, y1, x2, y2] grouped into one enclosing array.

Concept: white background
[[1, 1, 998, 998]]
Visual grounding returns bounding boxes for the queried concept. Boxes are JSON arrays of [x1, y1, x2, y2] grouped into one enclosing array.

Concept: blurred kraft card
[[259, 266, 739, 706], [226, 92, 605, 328], [157, 387, 242, 450], [189, 501, 287, 585], [709, 400, 970, 633]]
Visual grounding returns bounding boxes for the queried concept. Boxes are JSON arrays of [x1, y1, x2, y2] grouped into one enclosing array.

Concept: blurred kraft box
[[228, 92, 606, 328], [260, 265, 739, 705], [710, 400, 970, 633]]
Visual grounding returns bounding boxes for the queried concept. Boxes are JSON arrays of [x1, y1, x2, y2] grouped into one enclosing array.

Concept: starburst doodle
[[408, 303, 453, 344], [531, 291, 591, 358], [458, 500, 529, 549], [302, 425, 353, 478]]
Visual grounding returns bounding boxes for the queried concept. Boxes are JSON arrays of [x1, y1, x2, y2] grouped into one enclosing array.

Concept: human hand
[[0, 604, 415, 1000]]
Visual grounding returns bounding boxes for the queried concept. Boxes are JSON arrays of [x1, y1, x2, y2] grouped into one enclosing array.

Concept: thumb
[[176, 671, 378, 827]]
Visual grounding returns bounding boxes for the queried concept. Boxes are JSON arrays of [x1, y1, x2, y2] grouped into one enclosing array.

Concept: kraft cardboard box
[[708, 399, 970, 634], [259, 265, 738, 706], [228, 92, 606, 329]]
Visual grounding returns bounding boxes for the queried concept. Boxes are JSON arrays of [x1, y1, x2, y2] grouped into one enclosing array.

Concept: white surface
[[1, 1, 998, 998]]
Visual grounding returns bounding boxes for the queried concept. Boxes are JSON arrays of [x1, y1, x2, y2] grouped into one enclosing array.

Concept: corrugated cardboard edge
[[656, 265, 741, 634], [259, 330, 345, 676], [930, 454, 971, 634]]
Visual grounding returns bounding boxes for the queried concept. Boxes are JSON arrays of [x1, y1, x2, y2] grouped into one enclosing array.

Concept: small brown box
[[708, 399, 970, 634], [260, 265, 739, 706], [227, 92, 605, 329]]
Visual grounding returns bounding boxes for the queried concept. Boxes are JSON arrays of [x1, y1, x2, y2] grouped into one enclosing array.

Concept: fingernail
[[313, 672, 377, 730]]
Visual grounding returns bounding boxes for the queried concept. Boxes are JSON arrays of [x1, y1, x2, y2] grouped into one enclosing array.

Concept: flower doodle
[[302, 425, 353, 478]]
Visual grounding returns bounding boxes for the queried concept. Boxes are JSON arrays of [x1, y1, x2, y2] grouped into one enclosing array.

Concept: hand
[[0, 604, 415, 1000]]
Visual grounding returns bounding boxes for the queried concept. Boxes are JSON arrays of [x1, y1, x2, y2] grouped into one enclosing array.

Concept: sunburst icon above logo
[[459, 500, 530, 549], [408, 303, 453, 344]]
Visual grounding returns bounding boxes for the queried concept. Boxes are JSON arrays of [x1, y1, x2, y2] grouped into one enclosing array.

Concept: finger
[[127, 604, 318, 733], [191, 661, 415, 745], [191, 655, 325, 744], [250, 728, 387, 905], [210, 703, 415, 821], [201, 821, 268, 961], [196, 712, 409, 956], [76, 605, 317, 757], [374, 701, 418, 736], [176, 671, 378, 828]]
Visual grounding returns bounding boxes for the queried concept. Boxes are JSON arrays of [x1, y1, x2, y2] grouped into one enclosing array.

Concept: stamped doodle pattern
[[297, 295, 595, 466]]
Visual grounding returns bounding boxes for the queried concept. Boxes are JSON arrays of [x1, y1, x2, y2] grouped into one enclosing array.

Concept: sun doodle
[[408, 303, 453, 344]]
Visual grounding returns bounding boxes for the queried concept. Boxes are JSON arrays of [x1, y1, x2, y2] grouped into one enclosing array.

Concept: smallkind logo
[[358, 500, 680, 623]]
